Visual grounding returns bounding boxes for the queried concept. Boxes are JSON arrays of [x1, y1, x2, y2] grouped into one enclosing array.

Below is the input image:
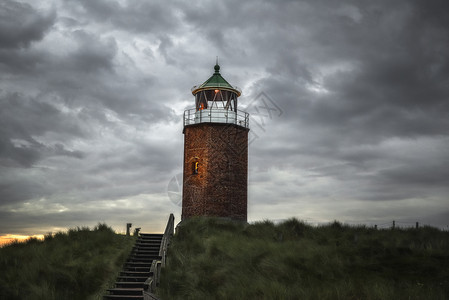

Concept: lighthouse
[[182, 62, 249, 222]]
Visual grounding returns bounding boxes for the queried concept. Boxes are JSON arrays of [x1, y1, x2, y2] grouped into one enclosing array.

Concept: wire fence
[[374, 220, 449, 230], [262, 218, 449, 231]]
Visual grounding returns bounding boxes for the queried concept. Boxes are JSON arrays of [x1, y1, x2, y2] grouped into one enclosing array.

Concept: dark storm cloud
[[1, 0, 449, 235], [68, 30, 118, 73], [34, 29, 174, 122], [0, 2, 55, 75], [0, 0, 176, 210], [0, 92, 86, 168], [379, 160, 449, 188], [0, 1, 55, 49], [63, 0, 182, 34], [0, 168, 51, 205], [250, 0, 449, 143], [236, 0, 449, 208]]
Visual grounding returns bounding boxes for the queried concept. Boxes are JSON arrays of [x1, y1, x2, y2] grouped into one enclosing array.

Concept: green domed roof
[[192, 63, 241, 96]]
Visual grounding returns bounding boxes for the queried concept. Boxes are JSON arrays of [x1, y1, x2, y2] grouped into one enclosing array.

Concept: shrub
[[158, 217, 449, 299], [0, 224, 135, 300]]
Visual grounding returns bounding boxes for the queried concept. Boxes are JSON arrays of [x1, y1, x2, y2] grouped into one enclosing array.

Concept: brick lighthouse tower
[[182, 62, 249, 222]]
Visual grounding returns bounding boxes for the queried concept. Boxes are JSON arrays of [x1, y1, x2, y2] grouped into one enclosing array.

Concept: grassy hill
[[0, 224, 135, 300], [158, 217, 449, 300]]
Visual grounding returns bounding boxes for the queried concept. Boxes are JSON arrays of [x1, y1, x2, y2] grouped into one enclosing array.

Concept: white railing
[[183, 108, 249, 129]]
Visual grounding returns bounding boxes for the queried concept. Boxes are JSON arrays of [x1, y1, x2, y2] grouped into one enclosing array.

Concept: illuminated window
[[193, 161, 199, 174]]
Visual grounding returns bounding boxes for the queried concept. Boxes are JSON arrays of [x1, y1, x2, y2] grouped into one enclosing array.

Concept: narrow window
[[193, 161, 199, 174]]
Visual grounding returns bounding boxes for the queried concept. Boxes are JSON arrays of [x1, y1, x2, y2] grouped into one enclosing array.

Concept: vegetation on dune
[[158, 217, 449, 300], [0, 223, 136, 300]]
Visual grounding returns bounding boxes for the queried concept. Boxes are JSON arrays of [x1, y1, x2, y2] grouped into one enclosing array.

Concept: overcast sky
[[1, 0, 448, 237]]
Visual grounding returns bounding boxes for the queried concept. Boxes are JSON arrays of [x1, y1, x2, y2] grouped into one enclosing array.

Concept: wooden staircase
[[103, 233, 163, 300]]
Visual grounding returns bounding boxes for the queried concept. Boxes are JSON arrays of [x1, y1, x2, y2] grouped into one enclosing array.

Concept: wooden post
[[126, 223, 132, 236], [416, 222, 419, 229], [374, 225, 377, 230], [392, 220, 395, 229]]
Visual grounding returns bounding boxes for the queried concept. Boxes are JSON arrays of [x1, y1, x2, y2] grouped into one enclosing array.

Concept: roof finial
[[214, 56, 220, 74]]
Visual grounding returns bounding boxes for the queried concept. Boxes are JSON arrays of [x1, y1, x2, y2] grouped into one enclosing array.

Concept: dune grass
[[0, 224, 136, 300], [158, 217, 449, 299]]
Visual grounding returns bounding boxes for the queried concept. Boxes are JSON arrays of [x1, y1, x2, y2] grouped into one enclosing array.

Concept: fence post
[[392, 220, 395, 229], [416, 222, 419, 229], [374, 224, 377, 230]]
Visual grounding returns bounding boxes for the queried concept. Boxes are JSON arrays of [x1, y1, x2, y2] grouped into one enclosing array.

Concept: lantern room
[[184, 63, 249, 129]]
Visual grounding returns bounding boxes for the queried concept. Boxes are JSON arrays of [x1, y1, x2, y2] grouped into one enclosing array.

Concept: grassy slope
[[159, 218, 449, 300], [0, 224, 135, 300]]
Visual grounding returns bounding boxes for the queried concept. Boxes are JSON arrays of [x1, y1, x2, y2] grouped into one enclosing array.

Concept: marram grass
[[158, 217, 449, 300], [0, 223, 135, 300]]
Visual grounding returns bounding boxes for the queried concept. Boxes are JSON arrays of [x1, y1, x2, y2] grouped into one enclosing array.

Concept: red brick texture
[[182, 123, 249, 221]]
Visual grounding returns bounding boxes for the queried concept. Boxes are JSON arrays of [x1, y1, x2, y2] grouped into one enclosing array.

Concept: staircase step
[[132, 247, 160, 251], [129, 253, 156, 257], [132, 256, 161, 261], [135, 242, 161, 246], [136, 239, 162, 243], [139, 234, 163, 237], [127, 260, 153, 264], [123, 266, 150, 271], [103, 296, 143, 300], [128, 257, 157, 262], [137, 240, 162, 244], [115, 281, 145, 289], [133, 247, 160, 252], [125, 262, 152, 268], [130, 251, 158, 255], [117, 276, 148, 282], [106, 288, 143, 295], [126, 262, 152, 266], [120, 271, 152, 277], [138, 238, 162, 242], [131, 251, 159, 255]]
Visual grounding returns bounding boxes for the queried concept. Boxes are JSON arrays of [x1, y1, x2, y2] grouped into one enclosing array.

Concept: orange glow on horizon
[[0, 234, 44, 247]]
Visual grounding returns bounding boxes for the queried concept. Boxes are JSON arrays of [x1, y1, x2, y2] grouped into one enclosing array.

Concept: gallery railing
[[183, 108, 249, 129]]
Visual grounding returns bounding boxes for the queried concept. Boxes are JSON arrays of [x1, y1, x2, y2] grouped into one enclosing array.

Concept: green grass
[[158, 217, 449, 300], [0, 223, 136, 300]]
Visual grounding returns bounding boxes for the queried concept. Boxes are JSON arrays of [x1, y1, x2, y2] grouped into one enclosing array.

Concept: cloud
[[63, 0, 183, 34], [1, 0, 449, 235], [0, 92, 86, 167], [0, 1, 56, 49]]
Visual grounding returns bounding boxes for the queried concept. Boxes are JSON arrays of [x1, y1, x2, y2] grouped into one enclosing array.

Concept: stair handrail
[[143, 213, 174, 299], [159, 213, 175, 267]]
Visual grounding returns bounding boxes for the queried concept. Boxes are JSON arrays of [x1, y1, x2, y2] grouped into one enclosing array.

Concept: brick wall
[[182, 123, 248, 221]]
